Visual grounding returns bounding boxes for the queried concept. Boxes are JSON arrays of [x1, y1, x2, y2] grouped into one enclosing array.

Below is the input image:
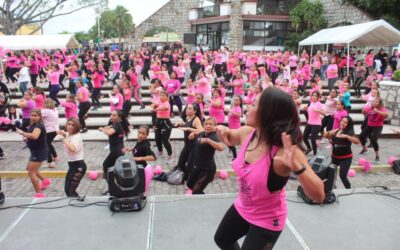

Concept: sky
[[43, 0, 170, 34]]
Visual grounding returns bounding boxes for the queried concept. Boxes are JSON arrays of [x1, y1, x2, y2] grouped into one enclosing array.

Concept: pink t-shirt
[[34, 94, 45, 110], [93, 71, 102, 88], [209, 97, 225, 124], [77, 86, 90, 103], [366, 107, 387, 127], [196, 77, 211, 95], [233, 131, 287, 231], [123, 88, 132, 101], [165, 79, 181, 95], [307, 102, 323, 125], [61, 101, 78, 119], [327, 64, 338, 79], [333, 109, 348, 129], [288, 55, 298, 67], [157, 100, 170, 119], [112, 60, 120, 73], [228, 106, 241, 129], [233, 79, 245, 96], [186, 85, 196, 105], [48, 71, 60, 85], [110, 92, 123, 111]]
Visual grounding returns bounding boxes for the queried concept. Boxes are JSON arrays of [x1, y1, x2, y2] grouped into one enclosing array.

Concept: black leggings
[[155, 118, 172, 156], [359, 125, 383, 151], [91, 88, 101, 107], [169, 95, 183, 114], [78, 101, 91, 129], [353, 77, 364, 96], [229, 146, 237, 159], [65, 160, 87, 197], [187, 167, 215, 194], [175, 143, 195, 180], [303, 124, 321, 155], [46, 131, 58, 163], [332, 157, 352, 189], [103, 150, 124, 180], [214, 205, 282, 250], [321, 115, 334, 134], [122, 100, 132, 118]]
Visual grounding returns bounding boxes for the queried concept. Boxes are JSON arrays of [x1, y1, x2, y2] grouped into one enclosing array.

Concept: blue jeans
[[49, 84, 60, 105], [19, 81, 28, 96]]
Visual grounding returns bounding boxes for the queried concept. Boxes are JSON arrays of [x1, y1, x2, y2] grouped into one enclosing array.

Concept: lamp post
[[95, 7, 101, 38]]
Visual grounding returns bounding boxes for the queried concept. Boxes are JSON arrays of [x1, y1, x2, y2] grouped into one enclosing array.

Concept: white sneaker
[[155, 151, 163, 158], [166, 156, 174, 165]]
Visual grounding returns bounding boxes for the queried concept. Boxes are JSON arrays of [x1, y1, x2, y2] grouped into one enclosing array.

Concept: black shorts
[[29, 149, 48, 162]]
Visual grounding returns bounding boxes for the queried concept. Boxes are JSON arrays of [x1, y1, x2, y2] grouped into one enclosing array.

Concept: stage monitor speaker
[[297, 155, 337, 204], [183, 33, 196, 45]]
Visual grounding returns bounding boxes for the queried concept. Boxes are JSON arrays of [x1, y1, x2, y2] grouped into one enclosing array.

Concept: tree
[[284, 0, 327, 51], [88, 5, 133, 42], [342, 0, 400, 29], [0, 0, 108, 35], [145, 26, 174, 37]]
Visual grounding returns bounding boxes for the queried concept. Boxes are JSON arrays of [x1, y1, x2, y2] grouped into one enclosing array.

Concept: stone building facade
[[134, 0, 373, 50]]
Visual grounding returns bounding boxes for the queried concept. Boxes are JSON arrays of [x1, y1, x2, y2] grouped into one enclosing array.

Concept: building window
[[195, 22, 230, 50], [243, 20, 292, 46], [256, 0, 299, 15]]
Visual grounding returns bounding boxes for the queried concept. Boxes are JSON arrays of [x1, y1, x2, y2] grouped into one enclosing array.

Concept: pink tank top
[[77, 86, 89, 102], [209, 97, 225, 124], [157, 100, 170, 119], [233, 130, 287, 231]]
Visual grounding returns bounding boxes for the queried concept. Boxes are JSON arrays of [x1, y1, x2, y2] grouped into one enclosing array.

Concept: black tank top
[[183, 116, 196, 146], [331, 130, 353, 157]]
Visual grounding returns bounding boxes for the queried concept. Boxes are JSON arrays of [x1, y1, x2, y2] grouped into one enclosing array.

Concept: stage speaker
[[183, 33, 196, 45], [297, 155, 337, 204]]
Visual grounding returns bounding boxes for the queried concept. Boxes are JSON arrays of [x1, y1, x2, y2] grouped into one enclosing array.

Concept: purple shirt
[[22, 99, 35, 119]]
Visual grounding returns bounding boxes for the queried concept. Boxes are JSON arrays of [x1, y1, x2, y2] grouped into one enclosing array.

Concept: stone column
[[380, 81, 400, 125], [228, 0, 243, 50]]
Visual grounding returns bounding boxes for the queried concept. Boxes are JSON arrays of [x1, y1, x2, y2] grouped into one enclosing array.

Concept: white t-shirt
[[374, 59, 382, 72], [64, 133, 84, 162], [18, 66, 30, 83]]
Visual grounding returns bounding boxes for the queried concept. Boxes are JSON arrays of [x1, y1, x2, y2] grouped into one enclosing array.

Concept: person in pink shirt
[[227, 95, 242, 159], [166, 71, 182, 117], [109, 84, 123, 112], [61, 94, 78, 119], [288, 51, 298, 71], [230, 72, 245, 98], [121, 80, 132, 118], [214, 50, 223, 77], [364, 69, 383, 94], [28, 56, 39, 87], [209, 89, 225, 125], [5, 52, 18, 83], [332, 100, 348, 130], [153, 91, 174, 165], [289, 71, 299, 91], [304, 92, 325, 155], [196, 93, 205, 121], [214, 87, 324, 249], [196, 71, 212, 104], [278, 79, 292, 94], [312, 53, 322, 76], [110, 55, 121, 85], [76, 80, 91, 133], [321, 89, 339, 134], [185, 78, 196, 105], [32, 87, 45, 110], [359, 98, 388, 161], [327, 58, 339, 91], [365, 49, 375, 75], [173, 59, 186, 84], [90, 64, 103, 110], [41, 99, 60, 168], [45, 64, 61, 106]]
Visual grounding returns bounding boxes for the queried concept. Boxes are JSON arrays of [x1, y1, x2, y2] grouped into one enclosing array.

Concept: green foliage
[[342, 0, 400, 29], [284, 30, 314, 52], [394, 70, 400, 82], [88, 5, 134, 40], [145, 27, 174, 37], [74, 31, 95, 42], [289, 0, 327, 32]]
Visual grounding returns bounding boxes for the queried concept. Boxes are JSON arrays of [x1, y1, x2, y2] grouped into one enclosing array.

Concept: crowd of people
[[0, 44, 399, 248]]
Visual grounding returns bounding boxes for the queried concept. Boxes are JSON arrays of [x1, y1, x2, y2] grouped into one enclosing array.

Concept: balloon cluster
[[358, 158, 372, 173]]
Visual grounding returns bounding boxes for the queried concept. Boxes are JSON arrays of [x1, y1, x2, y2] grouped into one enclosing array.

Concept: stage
[[0, 189, 399, 250]]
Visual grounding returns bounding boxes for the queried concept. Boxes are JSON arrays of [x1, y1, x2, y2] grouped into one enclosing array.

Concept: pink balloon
[[144, 166, 154, 193], [358, 158, 367, 165], [348, 169, 356, 177], [185, 189, 192, 196], [361, 161, 372, 173], [88, 171, 99, 180], [219, 170, 229, 180], [154, 165, 163, 175], [388, 156, 397, 165]]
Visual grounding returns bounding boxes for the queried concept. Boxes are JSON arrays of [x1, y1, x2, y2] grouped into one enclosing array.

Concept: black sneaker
[[359, 149, 367, 155], [0, 191, 4, 205], [375, 156, 380, 162], [80, 128, 88, 133]]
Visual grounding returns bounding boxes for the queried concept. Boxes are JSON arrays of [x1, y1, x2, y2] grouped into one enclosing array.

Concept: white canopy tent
[[0, 34, 79, 50], [298, 19, 400, 72]]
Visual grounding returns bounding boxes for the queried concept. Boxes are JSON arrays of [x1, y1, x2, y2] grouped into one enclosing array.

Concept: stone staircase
[[3, 81, 397, 142]]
